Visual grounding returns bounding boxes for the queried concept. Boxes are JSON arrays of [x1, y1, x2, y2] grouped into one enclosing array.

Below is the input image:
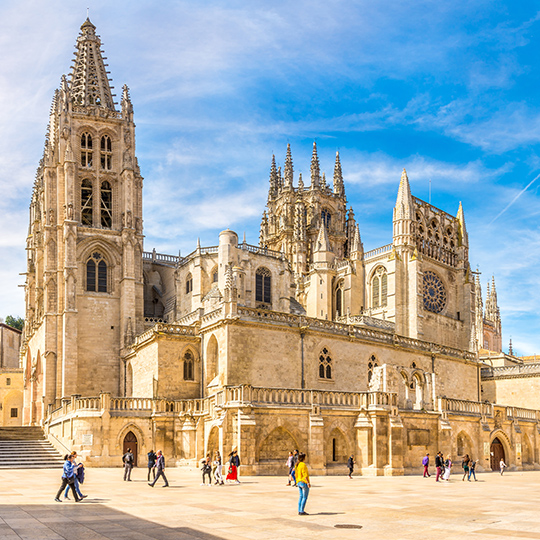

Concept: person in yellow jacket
[[295, 453, 311, 515]]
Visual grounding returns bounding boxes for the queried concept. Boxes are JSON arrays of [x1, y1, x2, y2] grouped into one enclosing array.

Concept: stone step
[[0, 427, 46, 441], [0, 427, 64, 468]]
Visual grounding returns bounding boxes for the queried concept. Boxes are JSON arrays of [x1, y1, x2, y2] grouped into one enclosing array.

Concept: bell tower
[[22, 19, 144, 423]]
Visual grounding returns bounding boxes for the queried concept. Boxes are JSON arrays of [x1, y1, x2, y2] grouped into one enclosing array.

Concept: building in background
[[0, 324, 23, 426]]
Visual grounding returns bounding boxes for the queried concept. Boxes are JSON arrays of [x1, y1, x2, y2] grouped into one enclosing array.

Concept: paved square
[[1, 467, 540, 539]]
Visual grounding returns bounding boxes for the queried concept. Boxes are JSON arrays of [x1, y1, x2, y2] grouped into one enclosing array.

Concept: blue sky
[[1, 1, 539, 354]]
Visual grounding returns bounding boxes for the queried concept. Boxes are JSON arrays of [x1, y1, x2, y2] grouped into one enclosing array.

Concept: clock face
[[423, 271, 446, 313]]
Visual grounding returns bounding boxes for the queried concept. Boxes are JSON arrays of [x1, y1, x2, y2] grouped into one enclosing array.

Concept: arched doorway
[[123, 431, 138, 466], [490, 437, 505, 471]]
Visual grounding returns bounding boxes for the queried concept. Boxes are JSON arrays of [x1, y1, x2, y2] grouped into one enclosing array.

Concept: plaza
[[1, 467, 540, 540]]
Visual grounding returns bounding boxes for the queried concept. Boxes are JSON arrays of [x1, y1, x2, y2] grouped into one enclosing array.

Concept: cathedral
[[20, 19, 540, 474]]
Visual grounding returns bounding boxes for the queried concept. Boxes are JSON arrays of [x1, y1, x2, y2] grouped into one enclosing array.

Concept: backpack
[[124, 452, 133, 464]]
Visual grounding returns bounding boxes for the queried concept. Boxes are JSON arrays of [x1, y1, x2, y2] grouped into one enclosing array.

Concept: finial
[[310, 141, 320, 188], [284, 143, 293, 188], [298, 173, 304, 191]]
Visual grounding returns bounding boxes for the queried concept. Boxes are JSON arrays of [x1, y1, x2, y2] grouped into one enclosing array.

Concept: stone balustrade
[[481, 363, 540, 380], [438, 397, 492, 417], [364, 244, 393, 259]]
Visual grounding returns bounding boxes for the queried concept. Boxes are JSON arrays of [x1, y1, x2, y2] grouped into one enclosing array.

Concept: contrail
[[489, 172, 540, 225]]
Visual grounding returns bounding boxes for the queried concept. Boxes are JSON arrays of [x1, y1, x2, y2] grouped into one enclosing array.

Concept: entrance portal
[[490, 437, 505, 471], [123, 431, 138, 466]]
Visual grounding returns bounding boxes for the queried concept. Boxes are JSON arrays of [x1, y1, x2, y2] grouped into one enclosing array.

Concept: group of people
[[423, 452, 483, 481], [54, 451, 87, 502], [200, 449, 240, 485]]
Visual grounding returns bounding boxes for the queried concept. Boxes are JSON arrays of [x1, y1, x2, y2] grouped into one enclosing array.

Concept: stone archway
[[258, 427, 298, 462], [490, 437, 506, 471], [327, 428, 349, 464]]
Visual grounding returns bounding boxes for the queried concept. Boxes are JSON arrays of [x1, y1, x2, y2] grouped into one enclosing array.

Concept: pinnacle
[[311, 141, 320, 188], [395, 167, 413, 220], [284, 144, 293, 188], [315, 222, 330, 252]]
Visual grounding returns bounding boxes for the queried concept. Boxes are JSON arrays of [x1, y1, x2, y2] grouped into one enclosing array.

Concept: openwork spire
[[70, 18, 115, 110], [284, 144, 293, 189], [310, 142, 320, 189]]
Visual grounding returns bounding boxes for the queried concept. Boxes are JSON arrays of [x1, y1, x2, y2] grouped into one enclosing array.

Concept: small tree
[[4, 315, 24, 331]]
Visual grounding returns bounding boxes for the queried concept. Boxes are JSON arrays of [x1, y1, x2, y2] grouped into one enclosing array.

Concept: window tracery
[[81, 179, 93, 226], [255, 267, 271, 304], [367, 355, 378, 383], [86, 252, 107, 292], [100, 135, 112, 170], [81, 133, 93, 167], [423, 271, 446, 313], [186, 273, 193, 294], [100, 181, 112, 228], [319, 348, 332, 379], [371, 267, 388, 308], [321, 208, 331, 230], [183, 350, 194, 381]]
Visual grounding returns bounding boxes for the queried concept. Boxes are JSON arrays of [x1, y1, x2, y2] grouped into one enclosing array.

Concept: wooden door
[[490, 437, 505, 471], [123, 431, 138, 466]]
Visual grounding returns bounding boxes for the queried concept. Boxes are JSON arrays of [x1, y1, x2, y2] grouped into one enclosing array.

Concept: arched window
[[81, 179, 93, 226], [183, 350, 194, 381], [86, 252, 107, 292], [255, 267, 271, 304], [81, 133, 93, 167], [335, 281, 344, 318], [100, 181, 112, 228], [211, 266, 218, 283], [100, 135, 112, 170], [321, 208, 331, 230], [367, 355, 378, 384], [371, 267, 388, 308], [186, 273, 193, 294], [319, 347, 332, 379]]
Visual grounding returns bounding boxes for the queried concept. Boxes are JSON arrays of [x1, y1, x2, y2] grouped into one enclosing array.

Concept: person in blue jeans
[[295, 452, 311, 515], [468, 459, 478, 481], [64, 451, 85, 500], [55, 454, 82, 502]]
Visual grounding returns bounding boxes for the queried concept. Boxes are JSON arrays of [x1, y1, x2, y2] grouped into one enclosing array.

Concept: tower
[[22, 19, 144, 424]]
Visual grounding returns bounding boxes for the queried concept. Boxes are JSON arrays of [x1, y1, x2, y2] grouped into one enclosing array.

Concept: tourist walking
[[422, 453, 430, 477], [286, 451, 294, 485], [347, 454, 355, 479], [201, 456, 212, 486], [443, 456, 452, 481], [499, 458, 507, 475], [147, 450, 157, 482], [226, 449, 241, 483], [295, 452, 311, 515], [213, 451, 224, 485], [64, 451, 86, 500], [122, 447, 134, 481], [468, 459, 478, 481], [148, 450, 169, 487], [435, 452, 443, 482], [291, 449, 299, 486], [55, 454, 82, 502], [461, 454, 470, 481]]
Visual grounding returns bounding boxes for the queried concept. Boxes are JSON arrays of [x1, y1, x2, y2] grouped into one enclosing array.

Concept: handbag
[[67, 476, 75, 485]]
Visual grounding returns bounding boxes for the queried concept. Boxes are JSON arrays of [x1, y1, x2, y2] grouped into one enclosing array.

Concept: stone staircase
[[0, 427, 64, 469]]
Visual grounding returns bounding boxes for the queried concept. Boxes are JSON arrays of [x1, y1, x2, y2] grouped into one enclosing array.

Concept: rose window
[[423, 271, 446, 313]]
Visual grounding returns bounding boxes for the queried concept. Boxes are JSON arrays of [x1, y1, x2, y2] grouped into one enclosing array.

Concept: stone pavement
[[1, 466, 540, 539]]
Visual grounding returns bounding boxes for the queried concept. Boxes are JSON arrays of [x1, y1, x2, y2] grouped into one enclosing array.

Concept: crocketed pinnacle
[[457, 201, 468, 247], [268, 154, 278, 198], [121, 84, 133, 117], [297, 172, 304, 192], [350, 224, 362, 255], [284, 144, 293, 189], [310, 142, 320, 189], [394, 168, 413, 220], [333, 151, 344, 196], [315, 221, 330, 252], [70, 18, 115, 110]]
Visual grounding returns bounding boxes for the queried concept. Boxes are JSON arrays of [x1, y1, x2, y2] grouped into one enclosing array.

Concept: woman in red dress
[[226, 450, 240, 483]]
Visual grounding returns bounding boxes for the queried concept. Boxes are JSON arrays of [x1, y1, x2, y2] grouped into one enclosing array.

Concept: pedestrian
[[201, 456, 212, 486], [295, 452, 311, 516], [214, 451, 224, 485], [443, 456, 452, 481], [468, 459, 478, 481], [461, 454, 470, 481], [422, 453, 430, 477], [347, 454, 355, 479], [63, 451, 86, 500], [122, 447, 134, 481], [435, 452, 443, 482], [55, 454, 82, 502], [148, 450, 169, 487], [147, 449, 157, 482], [286, 451, 294, 485], [499, 458, 507, 475], [291, 449, 299, 486], [226, 449, 241, 484]]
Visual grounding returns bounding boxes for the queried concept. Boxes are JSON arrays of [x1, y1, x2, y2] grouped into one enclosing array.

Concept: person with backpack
[[122, 447, 134, 481], [347, 454, 356, 479], [63, 451, 86, 500], [147, 449, 157, 482], [201, 455, 212, 486], [422, 453, 430, 477], [461, 454, 470, 481], [148, 450, 169, 487], [468, 458, 478, 481]]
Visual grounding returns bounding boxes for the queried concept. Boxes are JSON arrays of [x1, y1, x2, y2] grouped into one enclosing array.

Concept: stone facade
[[19, 19, 540, 475]]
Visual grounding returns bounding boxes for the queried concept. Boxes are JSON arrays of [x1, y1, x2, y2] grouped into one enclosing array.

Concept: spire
[[70, 18, 115, 110], [298, 172, 304, 192], [350, 225, 363, 259], [310, 142, 320, 189], [268, 154, 278, 199], [315, 222, 330, 252], [333, 151, 344, 196], [321, 172, 327, 189], [284, 144, 293, 189], [457, 201, 468, 247], [394, 168, 413, 220]]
